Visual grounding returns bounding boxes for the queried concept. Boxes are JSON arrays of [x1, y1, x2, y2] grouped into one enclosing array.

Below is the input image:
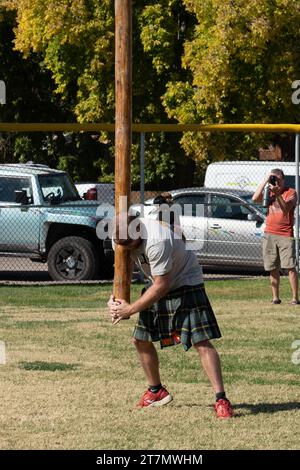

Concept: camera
[[263, 174, 278, 207]]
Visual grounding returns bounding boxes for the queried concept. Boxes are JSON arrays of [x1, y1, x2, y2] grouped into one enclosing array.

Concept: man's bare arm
[[109, 272, 172, 323], [128, 273, 171, 315], [252, 174, 271, 203]]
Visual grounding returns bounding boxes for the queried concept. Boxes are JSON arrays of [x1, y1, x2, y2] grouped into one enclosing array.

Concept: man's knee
[[132, 337, 140, 347], [194, 339, 213, 351], [132, 337, 152, 349]]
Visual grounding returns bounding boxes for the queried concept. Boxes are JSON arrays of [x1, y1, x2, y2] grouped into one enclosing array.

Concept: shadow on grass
[[175, 401, 300, 417], [19, 361, 79, 372], [233, 402, 300, 416]]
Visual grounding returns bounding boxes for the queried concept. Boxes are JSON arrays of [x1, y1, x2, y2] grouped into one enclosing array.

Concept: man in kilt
[[108, 214, 233, 418]]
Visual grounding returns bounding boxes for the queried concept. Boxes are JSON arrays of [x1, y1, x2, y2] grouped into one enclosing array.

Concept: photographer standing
[[252, 169, 299, 304]]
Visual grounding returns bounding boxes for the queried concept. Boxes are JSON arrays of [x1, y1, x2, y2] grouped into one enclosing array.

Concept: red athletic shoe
[[214, 399, 234, 418], [137, 387, 173, 408]]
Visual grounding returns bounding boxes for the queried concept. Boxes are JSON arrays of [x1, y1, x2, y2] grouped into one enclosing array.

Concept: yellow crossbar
[[1, 123, 300, 133]]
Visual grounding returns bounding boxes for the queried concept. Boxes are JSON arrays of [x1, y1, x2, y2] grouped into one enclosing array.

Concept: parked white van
[[204, 161, 297, 191]]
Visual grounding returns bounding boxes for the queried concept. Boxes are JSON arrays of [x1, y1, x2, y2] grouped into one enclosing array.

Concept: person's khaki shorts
[[263, 233, 296, 271]]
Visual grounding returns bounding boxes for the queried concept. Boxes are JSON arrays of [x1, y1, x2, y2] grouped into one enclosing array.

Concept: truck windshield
[[38, 173, 81, 203]]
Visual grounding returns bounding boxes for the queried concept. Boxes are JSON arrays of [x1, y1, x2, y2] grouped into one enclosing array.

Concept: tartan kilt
[[132, 284, 221, 351]]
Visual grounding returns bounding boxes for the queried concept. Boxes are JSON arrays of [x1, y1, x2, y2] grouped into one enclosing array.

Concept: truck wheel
[[48, 236, 99, 281]]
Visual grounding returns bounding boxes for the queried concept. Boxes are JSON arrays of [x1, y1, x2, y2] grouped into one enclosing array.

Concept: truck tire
[[48, 236, 99, 281]]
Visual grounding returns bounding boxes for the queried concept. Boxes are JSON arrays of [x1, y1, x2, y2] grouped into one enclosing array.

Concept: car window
[[173, 194, 206, 217], [211, 195, 252, 220], [0, 176, 33, 203], [38, 174, 80, 202], [240, 193, 266, 215]]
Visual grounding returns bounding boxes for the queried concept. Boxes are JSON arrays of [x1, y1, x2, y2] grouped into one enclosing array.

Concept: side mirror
[[247, 213, 263, 223], [15, 190, 29, 205]]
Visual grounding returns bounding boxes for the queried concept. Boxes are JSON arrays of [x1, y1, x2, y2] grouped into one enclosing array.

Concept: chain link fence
[[0, 164, 112, 282], [0, 159, 164, 283], [0, 128, 299, 283], [190, 160, 298, 273]]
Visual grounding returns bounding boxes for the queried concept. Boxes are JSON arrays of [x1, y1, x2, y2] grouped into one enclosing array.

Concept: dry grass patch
[[0, 279, 299, 449]]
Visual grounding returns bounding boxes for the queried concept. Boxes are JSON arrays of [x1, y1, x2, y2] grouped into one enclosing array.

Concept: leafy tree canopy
[[3, 0, 299, 182], [163, 0, 300, 162], [1, 0, 193, 187]]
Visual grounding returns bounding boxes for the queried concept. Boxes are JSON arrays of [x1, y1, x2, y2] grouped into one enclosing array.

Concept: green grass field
[[0, 278, 299, 450]]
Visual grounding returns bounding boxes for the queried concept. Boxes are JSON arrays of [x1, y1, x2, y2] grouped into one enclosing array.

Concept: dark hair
[[113, 214, 139, 245], [271, 169, 284, 179], [153, 192, 173, 205], [153, 195, 167, 205]]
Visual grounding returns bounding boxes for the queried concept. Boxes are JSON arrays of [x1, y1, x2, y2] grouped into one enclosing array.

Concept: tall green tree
[[3, 0, 300, 182], [0, 3, 117, 181], [2, 0, 196, 188], [0, 6, 70, 165], [163, 0, 300, 163]]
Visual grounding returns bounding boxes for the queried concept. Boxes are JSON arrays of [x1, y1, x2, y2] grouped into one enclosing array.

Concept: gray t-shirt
[[131, 218, 203, 290]]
